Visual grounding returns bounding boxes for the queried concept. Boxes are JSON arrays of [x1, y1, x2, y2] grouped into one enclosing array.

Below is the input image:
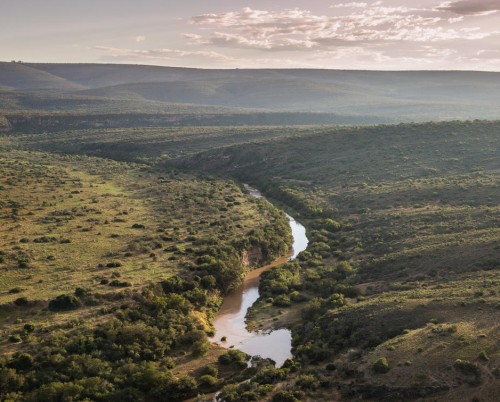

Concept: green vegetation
[[372, 357, 390, 374], [175, 120, 499, 401], [0, 148, 291, 400], [0, 67, 499, 402]]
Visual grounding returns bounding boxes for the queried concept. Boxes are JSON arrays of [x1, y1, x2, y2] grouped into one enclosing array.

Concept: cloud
[[187, 31, 317, 51], [94, 46, 234, 62], [331, 2, 369, 8], [135, 35, 146, 43], [436, 1, 500, 15], [188, 6, 496, 52]]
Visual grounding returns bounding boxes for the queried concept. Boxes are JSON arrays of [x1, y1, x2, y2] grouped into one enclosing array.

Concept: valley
[[0, 63, 498, 402]]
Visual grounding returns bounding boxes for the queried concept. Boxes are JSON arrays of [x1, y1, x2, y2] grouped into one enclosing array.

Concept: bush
[[75, 287, 90, 297], [454, 359, 481, 383], [109, 280, 131, 287], [273, 295, 291, 307], [9, 334, 22, 343], [9, 353, 33, 370], [218, 350, 248, 367], [199, 374, 217, 387], [192, 340, 210, 357], [14, 297, 29, 306], [48, 294, 81, 311], [201, 365, 218, 377], [0, 367, 25, 392], [272, 390, 304, 402], [290, 291, 308, 303], [296, 374, 319, 390], [373, 357, 390, 373]]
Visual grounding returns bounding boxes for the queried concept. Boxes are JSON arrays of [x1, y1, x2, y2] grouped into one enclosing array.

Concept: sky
[[1, 0, 500, 70]]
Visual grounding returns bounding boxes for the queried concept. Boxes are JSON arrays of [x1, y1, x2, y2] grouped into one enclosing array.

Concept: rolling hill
[[1, 62, 500, 122]]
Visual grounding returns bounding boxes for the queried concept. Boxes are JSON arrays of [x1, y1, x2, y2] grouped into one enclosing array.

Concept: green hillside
[[0, 62, 84, 91], [1, 63, 500, 121], [175, 120, 500, 401]]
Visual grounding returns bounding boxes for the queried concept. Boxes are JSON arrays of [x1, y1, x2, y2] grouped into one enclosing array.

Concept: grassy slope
[[11, 126, 328, 160], [0, 146, 292, 398], [0, 63, 84, 92], [175, 120, 499, 401]]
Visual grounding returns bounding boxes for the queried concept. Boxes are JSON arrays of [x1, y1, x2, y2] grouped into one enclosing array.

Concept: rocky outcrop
[[242, 247, 264, 268]]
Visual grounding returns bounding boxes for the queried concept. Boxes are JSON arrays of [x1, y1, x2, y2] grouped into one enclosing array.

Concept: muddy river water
[[210, 185, 308, 367]]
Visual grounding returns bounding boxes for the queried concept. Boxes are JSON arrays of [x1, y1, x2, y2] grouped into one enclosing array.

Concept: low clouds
[[437, 1, 500, 16], [187, 4, 496, 52], [94, 45, 313, 68], [135, 36, 146, 43], [95, 46, 234, 63]]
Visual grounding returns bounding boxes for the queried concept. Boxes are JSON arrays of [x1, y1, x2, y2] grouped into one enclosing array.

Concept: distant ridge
[[1, 62, 500, 121]]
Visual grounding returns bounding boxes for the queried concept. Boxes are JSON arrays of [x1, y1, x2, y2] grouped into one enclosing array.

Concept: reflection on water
[[210, 184, 308, 367]]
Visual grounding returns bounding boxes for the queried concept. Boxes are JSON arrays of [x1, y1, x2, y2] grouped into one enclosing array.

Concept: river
[[210, 184, 308, 367]]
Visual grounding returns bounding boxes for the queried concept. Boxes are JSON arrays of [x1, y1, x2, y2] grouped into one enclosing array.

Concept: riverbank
[[210, 185, 308, 367]]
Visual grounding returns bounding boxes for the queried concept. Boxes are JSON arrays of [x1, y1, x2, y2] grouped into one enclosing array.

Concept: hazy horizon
[[4, 60, 500, 73]]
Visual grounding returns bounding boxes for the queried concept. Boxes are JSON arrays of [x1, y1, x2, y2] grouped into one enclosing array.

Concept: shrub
[[373, 357, 390, 373], [454, 359, 481, 382], [9, 353, 33, 370], [296, 374, 319, 390], [109, 280, 131, 287], [200, 275, 217, 289], [272, 390, 304, 402], [273, 295, 291, 307], [14, 297, 29, 306], [199, 374, 217, 387], [75, 287, 90, 297], [201, 365, 218, 377], [23, 323, 35, 333], [326, 293, 345, 309], [290, 291, 308, 303], [192, 340, 210, 357], [254, 367, 287, 385], [48, 294, 81, 311], [325, 363, 336, 371], [218, 350, 248, 367], [9, 334, 22, 343]]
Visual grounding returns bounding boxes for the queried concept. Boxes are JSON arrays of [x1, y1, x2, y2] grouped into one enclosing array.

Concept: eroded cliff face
[[241, 247, 264, 268]]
